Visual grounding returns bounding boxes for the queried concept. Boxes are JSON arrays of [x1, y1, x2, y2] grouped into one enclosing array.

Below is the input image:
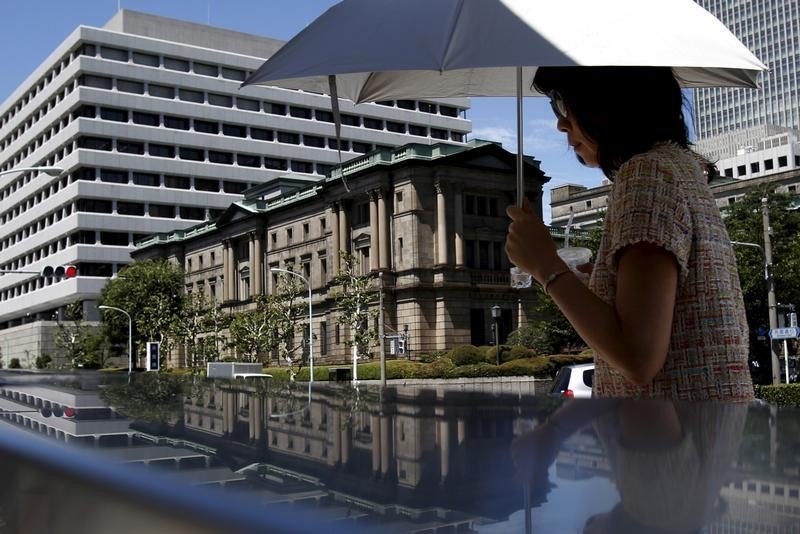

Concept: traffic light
[[39, 405, 75, 418], [42, 265, 78, 279]]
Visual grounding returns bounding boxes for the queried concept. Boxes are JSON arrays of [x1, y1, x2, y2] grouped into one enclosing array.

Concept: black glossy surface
[[0, 371, 797, 533]]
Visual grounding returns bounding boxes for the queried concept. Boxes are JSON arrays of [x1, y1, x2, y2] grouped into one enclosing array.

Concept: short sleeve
[[604, 154, 692, 279]]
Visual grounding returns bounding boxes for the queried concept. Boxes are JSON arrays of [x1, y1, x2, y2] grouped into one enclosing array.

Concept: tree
[[724, 189, 800, 326], [173, 291, 224, 370], [331, 252, 379, 375], [55, 301, 110, 369], [101, 260, 184, 369], [228, 295, 276, 363]]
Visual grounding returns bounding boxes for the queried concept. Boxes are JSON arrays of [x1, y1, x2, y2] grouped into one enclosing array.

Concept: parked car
[[549, 363, 594, 398]]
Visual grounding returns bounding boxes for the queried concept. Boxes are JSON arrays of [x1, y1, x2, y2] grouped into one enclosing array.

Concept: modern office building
[[693, 0, 800, 142], [133, 140, 549, 366], [0, 10, 471, 363]]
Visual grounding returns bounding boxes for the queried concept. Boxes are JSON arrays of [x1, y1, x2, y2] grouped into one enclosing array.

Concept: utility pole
[[762, 197, 781, 384]]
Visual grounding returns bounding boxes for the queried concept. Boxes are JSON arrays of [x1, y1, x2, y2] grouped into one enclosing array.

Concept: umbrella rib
[[439, 0, 468, 70]]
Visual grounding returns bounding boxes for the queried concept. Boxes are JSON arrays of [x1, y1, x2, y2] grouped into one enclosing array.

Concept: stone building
[[0, 9, 470, 365], [133, 140, 549, 366]]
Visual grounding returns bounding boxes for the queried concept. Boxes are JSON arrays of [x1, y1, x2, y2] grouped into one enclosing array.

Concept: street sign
[[769, 327, 800, 340]]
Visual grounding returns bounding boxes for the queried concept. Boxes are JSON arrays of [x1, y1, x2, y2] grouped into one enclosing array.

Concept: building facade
[[133, 141, 549, 366], [693, 0, 800, 141], [550, 165, 800, 229], [0, 10, 471, 364]]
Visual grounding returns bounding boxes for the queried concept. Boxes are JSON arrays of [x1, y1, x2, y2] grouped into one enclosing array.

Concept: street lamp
[[270, 268, 314, 385], [491, 305, 502, 365], [0, 166, 63, 178], [99, 305, 133, 374]]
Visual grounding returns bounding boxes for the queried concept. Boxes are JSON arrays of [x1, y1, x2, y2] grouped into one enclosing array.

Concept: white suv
[[549, 363, 594, 398]]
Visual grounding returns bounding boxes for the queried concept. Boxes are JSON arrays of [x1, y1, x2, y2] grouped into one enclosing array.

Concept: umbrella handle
[[328, 75, 351, 193]]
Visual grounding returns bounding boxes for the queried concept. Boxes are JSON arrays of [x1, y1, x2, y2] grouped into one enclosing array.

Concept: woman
[[505, 66, 753, 401]]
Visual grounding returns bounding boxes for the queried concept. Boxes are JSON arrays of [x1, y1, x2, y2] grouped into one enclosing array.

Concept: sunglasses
[[548, 90, 568, 120]]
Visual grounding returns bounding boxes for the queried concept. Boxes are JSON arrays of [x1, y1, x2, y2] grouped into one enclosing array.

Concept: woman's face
[[548, 91, 600, 168], [558, 115, 600, 168]]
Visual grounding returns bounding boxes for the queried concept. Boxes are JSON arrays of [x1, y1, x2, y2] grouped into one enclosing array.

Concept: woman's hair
[[533, 66, 690, 178]]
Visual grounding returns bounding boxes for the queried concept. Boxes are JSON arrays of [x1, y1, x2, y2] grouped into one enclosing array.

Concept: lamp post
[[0, 166, 63, 178], [491, 305, 502, 365], [270, 268, 314, 385], [99, 305, 132, 374]]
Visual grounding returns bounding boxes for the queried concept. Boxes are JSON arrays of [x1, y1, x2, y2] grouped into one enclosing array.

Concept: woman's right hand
[[506, 198, 565, 284]]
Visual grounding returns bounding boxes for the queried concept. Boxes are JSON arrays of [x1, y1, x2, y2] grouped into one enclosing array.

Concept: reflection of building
[[134, 140, 550, 364], [180, 381, 550, 529], [0, 9, 471, 364]]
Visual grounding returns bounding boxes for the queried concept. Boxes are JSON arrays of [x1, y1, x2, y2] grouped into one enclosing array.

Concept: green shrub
[[418, 350, 451, 364], [499, 357, 554, 377], [452, 345, 486, 366], [754, 384, 800, 406], [9, 358, 21, 369], [386, 360, 428, 379], [509, 345, 539, 361], [35, 354, 53, 369], [483, 344, 513, 364], [549, 354, 593, 372], [415, 357, 456, 378]]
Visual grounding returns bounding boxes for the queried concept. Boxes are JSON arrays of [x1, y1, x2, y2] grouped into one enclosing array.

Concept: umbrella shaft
[[516, 67, 524, 208]]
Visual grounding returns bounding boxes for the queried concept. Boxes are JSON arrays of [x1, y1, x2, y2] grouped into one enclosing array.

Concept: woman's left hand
[[506, 198, 564, 283]]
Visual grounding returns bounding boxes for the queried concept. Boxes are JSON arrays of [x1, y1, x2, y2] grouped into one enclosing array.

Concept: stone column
[[330, 204, 340, 275], [339, 202, 350, 260], [248, 236, 256, 299], [380, 415, 391, 476], [454, 187, 464, 268], [252, 232, 263, 296], [252, 396, 262, 442], [435, 180, 448, 266], [371, 413, 381, 474], [378, 189, 389, 270], [369, 191, 379, 271], [332, 409, 342, 465], [222, 241, 229, 302], [227, 241, 236, 301], [439, 419, 450, 482]]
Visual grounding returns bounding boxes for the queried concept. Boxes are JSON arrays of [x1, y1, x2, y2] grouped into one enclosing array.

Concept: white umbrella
[[243, 0, 765, 286], [245, 0, 764, 197]]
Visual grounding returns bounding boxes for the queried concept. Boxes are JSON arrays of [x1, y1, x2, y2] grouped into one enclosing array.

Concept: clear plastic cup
[[558, 247, 592, 283], [510, 266, 533, 289]]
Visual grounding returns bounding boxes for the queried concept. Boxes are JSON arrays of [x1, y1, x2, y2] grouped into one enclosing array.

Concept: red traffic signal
[[42, 265, 78, 278]]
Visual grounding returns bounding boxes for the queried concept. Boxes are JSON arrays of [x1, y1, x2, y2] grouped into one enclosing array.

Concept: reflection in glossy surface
[[0, 372, 798, 532]]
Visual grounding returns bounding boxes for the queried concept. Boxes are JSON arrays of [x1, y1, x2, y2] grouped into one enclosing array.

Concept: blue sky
[[0, 0, 603, 223]]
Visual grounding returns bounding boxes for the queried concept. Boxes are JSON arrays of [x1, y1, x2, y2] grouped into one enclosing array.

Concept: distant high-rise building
[[693, 0, 800, 141], [0, 10, 470, 361]]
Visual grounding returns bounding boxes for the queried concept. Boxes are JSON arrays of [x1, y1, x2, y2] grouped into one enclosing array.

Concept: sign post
[[769, 327, 799, 384]]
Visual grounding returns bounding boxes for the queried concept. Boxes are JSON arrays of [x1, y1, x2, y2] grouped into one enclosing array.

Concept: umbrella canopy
[[244, 0, 766, 102]]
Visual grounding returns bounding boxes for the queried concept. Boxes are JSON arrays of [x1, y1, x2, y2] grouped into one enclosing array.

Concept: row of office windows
[[78, 104, 431, 155], [0, 195, 224, 275], [0, 40, 95, 136], [0, 165, 232, 236], [75, 134, 334, 175], [74, 73, 464, 141], [1, 57, 465, 180], [78, 42, 464, 117], [721, 155, 800, 177]]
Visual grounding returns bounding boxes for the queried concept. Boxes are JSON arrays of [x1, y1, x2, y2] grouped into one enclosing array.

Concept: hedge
[[754, 384, 800, 406]]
